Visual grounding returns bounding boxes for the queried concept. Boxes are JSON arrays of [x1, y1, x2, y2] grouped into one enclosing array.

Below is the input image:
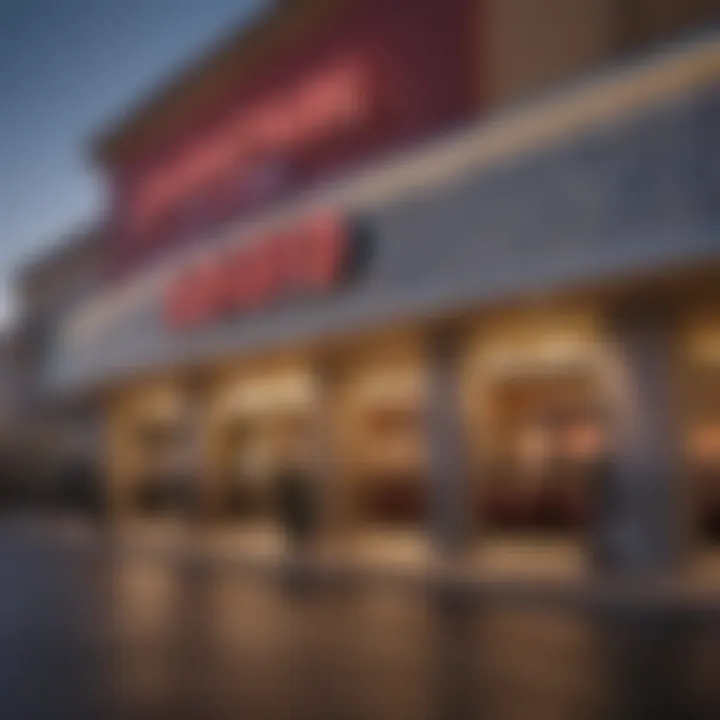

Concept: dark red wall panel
[[110, 0, 481, 277]]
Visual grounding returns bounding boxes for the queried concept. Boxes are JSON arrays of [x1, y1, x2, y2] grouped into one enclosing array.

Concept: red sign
[[111, 0, 477, 278], [164, 212, 349, 329], [133, 60, 371, 234]]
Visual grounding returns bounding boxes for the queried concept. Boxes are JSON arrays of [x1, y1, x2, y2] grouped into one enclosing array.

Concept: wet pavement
[[1, 517, 720, 719]]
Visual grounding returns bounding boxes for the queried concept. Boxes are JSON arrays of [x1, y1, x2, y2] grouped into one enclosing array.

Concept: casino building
[[45, 0, 720, 579]]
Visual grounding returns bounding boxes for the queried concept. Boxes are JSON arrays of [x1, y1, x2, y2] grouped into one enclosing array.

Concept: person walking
[[276, 461, 318, 550]]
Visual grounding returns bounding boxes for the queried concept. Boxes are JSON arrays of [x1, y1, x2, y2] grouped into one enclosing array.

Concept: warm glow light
[[537, 335, 588, 364], [223, 373, 317, 416], [688, 328, 720, 364], [480, 335, 591, 374], [351, 369, 427, 406], [131, 59, 372, 232]]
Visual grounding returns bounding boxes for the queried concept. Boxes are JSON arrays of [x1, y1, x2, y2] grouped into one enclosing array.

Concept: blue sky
[[0, 0, 267, 322]]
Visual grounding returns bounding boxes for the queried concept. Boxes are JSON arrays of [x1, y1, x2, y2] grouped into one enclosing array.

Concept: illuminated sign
[[164, 212, 350, 329], [132, 59, 372, 234]]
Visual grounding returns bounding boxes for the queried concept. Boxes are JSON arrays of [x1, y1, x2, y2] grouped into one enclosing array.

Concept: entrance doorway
[[216, 409, 316, 524], [351, 402, 428, 529], [217, 415, 278, 522], [476, 369, 608, 577], [131, 419, 196, 518], [208, 368, 320, 556], [331, 348, 430, 566]]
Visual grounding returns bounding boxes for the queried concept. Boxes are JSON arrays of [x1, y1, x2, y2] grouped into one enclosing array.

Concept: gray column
[[427, 329, 472, 556], [183, 375, 210, 523], [602, 303, 684, 575], [310, 357, 342, 546]]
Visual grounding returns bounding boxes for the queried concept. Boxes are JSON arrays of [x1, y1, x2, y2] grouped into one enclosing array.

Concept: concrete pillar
[[183, 376, 212, 524], [312, 358, 344, 549], [601, 303, 684, 575], [105, 394, 133, 522], [427, 329, 472, 556]]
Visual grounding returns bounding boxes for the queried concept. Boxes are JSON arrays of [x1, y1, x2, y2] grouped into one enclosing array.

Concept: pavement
[[2, 514, 720, 719], [55, 515, 720, 610]]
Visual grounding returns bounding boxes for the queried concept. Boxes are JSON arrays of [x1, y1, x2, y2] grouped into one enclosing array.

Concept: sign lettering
[[164, 212, 349, 329], [133, 60, 371, 234]]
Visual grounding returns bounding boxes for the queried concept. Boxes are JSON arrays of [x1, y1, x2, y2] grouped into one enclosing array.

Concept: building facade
[[44, 0, 720, 578], [9, 226, 105, 501]]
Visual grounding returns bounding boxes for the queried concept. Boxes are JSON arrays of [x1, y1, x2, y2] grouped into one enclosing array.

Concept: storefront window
[[217, 416, 318, 525], [212, 369, 319, 527], [685, 362, 720, 545], [689, 413, 720, 541], [331, 345, 429, 536], [133, 420, 193, 515], [221, 417, 277, 519], [480, 373, 605, 535], [358, 404, 427, 525]]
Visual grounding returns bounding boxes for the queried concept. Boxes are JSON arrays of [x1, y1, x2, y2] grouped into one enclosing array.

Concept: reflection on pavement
[[1, 518, 720, 719]]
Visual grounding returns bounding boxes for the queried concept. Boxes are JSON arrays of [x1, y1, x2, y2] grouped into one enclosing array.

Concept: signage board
[[133, 59, 371, 235], [164, 212, 350, 329]]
